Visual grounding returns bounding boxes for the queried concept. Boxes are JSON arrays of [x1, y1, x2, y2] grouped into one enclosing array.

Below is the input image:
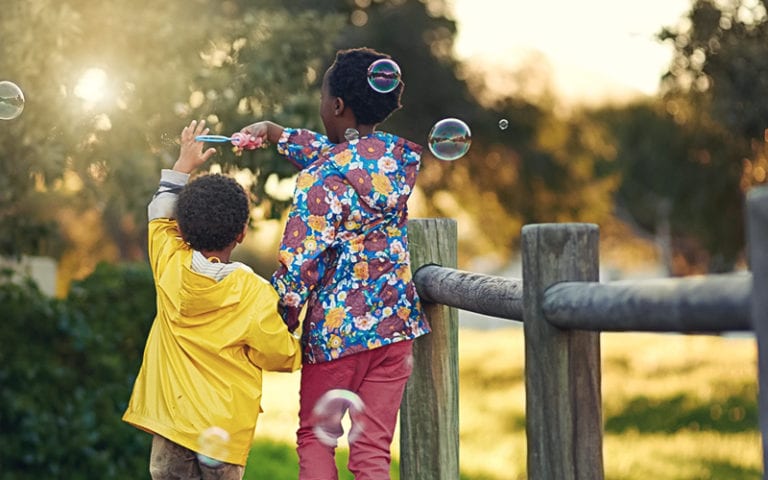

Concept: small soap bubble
[[311, 389, 366, 446], [196, 426, 230, 467], [0, 81, 25, 120], [160, 132, 178, 147], [344, 128, 360, 142], [366, 59, 401, 94], [428, 118, 471, 161], [498, 119, 509, 130]]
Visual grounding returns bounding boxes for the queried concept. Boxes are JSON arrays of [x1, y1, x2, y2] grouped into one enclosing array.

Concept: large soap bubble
[[366, 59, 401, 94], [0, 81, 25, 120], [428, 118, 471, 161], [311, 389, 366, 446]]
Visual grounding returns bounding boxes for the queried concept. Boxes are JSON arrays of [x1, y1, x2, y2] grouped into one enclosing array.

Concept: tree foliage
[[591, 100, 744, 273], [0, 0, 343, 260], [661, 0, 768, 140], [591, 0, 768, 273], [8, 0, 763, 273]]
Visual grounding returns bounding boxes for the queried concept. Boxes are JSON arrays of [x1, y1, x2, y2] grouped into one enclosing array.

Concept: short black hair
[[328, 47, 403, 125], [176, 174, 250, 251]]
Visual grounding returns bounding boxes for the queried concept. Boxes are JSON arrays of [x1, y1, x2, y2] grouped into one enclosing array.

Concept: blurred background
[[0, 0, 764, 478]]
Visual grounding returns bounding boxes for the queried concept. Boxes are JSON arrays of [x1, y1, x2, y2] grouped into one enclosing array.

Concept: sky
[[450, 0, 693, 104]]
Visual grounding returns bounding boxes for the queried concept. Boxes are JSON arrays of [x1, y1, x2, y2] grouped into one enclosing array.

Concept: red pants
[[297, 340, 413, 480]]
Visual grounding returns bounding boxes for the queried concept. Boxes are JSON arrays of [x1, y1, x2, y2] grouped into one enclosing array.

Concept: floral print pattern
[[272, 128, 431, 364]]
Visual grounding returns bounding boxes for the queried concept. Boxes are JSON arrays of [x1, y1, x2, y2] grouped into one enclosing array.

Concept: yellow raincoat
[[123, 219, 301, 466]]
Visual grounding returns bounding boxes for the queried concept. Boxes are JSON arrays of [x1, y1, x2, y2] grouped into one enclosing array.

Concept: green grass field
[[246, 329, 761, 479]]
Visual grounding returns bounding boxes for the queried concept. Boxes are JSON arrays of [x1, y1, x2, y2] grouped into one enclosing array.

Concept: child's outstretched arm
[[239, 120, 285, 147], [240, 121, 333, 170], [146, 120, 217, 279], [148, 120, 217, 221]]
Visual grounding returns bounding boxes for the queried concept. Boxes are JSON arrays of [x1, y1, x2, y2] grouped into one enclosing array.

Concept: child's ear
[[334, 97, 345, 116], [236, 225, 247, 244]]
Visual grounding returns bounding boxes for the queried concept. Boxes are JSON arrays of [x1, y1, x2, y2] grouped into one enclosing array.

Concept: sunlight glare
[[451, 0, 692, 102], [74, 67, 108, 103]]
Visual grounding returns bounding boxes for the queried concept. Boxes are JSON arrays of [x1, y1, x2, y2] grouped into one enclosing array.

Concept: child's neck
[[199, 248, 234, 264], [337, 122, 375, 141], [355, 125, 375, 137]]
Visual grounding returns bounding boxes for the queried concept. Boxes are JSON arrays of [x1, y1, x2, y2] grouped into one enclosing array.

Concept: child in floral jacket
[[240, 47, 430, 479]]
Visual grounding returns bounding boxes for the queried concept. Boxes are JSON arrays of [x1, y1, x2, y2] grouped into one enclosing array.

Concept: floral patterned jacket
[[271, 128, 431, 364]]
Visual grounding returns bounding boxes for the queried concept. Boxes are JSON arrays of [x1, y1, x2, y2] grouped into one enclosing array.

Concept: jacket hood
[[328, 131, 422, 214], [158, 263, 244, 321]]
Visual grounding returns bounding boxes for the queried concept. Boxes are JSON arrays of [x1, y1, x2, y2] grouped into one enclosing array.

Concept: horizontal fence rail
[[413, 264, 524, 321], [414, 266, 753, 332], [542, 273, 753, 332], [406, 197, 768, 480]]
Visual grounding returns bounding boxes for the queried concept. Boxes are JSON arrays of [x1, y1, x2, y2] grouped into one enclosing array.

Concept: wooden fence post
[[521, 223, 604, 480], [747, 187, 768, 473], [400, 218, 459, 480]]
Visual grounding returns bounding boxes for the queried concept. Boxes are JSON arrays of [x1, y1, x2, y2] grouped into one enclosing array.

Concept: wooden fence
[[399, 186, 768, 480]]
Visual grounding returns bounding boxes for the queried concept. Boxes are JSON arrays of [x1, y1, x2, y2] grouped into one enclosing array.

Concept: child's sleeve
[[147, 169, 190, 279], [244, 280, 302, 372], [271, 172, 347, 332], [148, 169, 189, 220], [276, 128, 334, 170]]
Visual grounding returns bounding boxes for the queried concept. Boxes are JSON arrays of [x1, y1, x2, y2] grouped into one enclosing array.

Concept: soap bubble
[[366, 59, 401, 94], [498, 119, 509, 130], [344, 128, 359, 142], [428, 118, 471, 161], [196, 426, 230, 467], [0, 81, 25, 120], [311, 389, 366, 446], [405, 353, 414, 370]]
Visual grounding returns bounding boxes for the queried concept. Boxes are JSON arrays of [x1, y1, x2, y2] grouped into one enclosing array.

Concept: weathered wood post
[[521, 223, 604, 480], [747, 187, 768, 474], [400, 218, 459, 480]]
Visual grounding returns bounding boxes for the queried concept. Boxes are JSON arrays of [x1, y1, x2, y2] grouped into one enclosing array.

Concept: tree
[[591, 100, 744, 274], [661, 0, 768, 141], [603, 0, 768, 272], [0, 0, 343, 266]]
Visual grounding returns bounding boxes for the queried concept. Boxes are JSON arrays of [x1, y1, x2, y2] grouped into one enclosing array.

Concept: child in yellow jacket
[[123, 120, 301, 480]]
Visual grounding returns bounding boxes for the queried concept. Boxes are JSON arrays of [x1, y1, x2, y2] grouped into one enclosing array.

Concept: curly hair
[[176, 174, 250, 251], [328, 47, 403, 125]]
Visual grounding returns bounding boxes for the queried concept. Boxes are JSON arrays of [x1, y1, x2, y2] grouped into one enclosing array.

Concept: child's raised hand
[[173, 120, 217, 174]]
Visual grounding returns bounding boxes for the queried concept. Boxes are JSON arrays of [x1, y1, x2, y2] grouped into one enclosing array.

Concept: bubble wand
[[195, 132, 263, 151]]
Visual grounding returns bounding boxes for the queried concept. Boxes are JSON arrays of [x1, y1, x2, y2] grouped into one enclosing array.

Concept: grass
[[243, 439, 400, 480], [248, 328, 761, 479]]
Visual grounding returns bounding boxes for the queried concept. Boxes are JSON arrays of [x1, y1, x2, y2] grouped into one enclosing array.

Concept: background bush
[[0, 263, 155, 479]]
